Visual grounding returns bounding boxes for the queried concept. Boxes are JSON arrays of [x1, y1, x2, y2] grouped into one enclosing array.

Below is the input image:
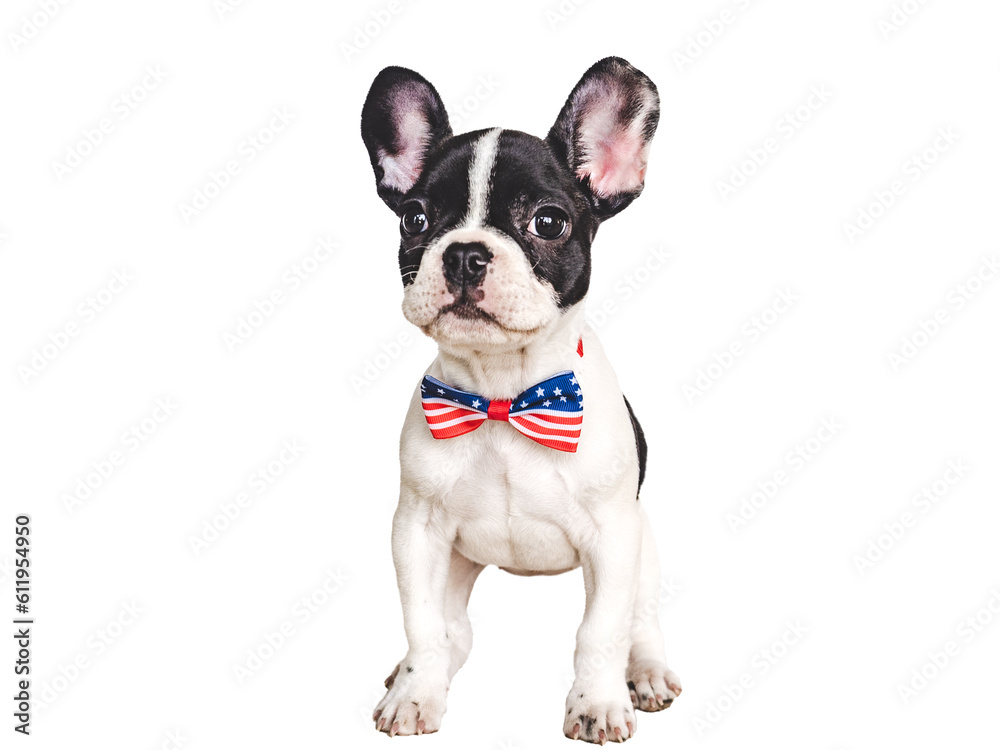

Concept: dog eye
[[400, 206, 429, 236], [528, 208, 568, 239]]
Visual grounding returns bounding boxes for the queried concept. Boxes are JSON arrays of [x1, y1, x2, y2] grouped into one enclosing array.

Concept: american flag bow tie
[[420, 371, 584, 452]]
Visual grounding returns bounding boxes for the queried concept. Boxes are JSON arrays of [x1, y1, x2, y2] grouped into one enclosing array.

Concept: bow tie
[[420, 371, 584, 452]]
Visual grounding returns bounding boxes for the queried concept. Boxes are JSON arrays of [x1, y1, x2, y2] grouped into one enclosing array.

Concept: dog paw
[[373, 676, 447, 737], [564, 688, 636, 744], [383, 662, 400, 689], [626, 659, 681, 713]]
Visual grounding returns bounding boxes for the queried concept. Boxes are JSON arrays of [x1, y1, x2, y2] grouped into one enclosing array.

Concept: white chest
[[401, 393, 639, 572]]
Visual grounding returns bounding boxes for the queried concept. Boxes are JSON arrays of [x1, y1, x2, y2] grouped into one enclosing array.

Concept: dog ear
[[546, 57, 660, 220], [361, 67, 453, 210]]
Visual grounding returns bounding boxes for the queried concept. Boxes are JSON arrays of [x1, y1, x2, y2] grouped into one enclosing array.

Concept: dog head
[[361, 58, 659, 352]]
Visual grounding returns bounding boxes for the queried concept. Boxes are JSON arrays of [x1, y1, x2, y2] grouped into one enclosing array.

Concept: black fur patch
[[486, 130, 597, 309], [393, 130, 480, 286], [363, 60, 660, 304], [360, 67, 452, 210], [623, 395, 647, 494], [390, 128, 599, 308]]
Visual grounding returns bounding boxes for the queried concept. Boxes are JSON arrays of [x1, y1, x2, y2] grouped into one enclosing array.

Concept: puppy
[[361, 57, 680, 743]]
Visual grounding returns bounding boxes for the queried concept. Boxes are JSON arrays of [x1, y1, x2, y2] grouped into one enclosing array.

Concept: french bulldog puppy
[[361, 57, 680, 744]]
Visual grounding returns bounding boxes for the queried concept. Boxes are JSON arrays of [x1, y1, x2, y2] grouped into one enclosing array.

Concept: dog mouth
[[431, 302, 545, 339], [439, 300, 495, 322], [420, 287, 549, 341]]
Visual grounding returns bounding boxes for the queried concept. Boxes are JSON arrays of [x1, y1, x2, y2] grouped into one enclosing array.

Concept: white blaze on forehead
[[462, 128, 502, 228]]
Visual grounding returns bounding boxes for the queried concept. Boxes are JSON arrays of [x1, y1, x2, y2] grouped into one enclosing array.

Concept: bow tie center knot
[[487, 399, 511, 422]]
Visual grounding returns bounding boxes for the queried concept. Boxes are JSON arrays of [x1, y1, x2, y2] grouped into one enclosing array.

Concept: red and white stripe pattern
[[420, 392, 488, 439], [420, 370, 584, 452]]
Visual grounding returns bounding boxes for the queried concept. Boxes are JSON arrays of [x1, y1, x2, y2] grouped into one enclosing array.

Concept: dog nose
[[442, 242, 492, 287]]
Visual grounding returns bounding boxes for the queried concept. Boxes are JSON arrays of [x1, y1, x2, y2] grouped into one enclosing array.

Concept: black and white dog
[[361, 57, 680, 743]]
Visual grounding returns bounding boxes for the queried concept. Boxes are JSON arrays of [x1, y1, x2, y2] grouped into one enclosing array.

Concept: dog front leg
[[565, 502, 642, 744], [374, 488, 455, 736]]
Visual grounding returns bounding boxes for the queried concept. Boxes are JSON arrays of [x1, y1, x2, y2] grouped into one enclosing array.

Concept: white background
[[2, 0, 999, 747]]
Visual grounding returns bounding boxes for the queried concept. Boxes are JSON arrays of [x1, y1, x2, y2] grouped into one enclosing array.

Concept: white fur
[[375, 303, 682, 741], [400, 224, 560, 349], [401, 305, 636, 572], [462, 128, 502, 228], [375, 121, 678, 745]]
